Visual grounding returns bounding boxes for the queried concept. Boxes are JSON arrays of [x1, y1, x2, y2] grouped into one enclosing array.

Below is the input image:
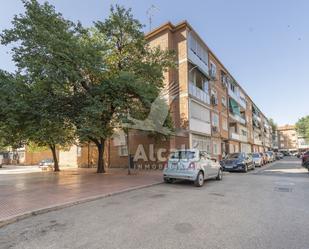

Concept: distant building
[[277, 125, 309, 152]]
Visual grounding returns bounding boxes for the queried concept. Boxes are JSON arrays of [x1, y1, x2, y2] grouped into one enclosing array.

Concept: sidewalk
[[0, 167, 162, 227]]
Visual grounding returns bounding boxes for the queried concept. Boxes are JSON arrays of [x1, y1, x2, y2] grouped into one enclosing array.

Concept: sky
[[0, 0, 308, 126]]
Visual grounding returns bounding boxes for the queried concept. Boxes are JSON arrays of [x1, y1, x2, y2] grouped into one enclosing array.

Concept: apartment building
[[277, 125, 309, 152], [10, 21, 273, 168], [277, 125, 298, 151], [105, 21, 273, 168]]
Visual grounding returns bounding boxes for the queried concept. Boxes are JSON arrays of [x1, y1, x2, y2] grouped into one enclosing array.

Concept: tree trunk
[[96, 139, 105, 173], [49, 144, 60, 172]]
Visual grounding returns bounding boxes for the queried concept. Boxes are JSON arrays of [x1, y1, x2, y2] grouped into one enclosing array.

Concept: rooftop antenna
[[146, 5, 159, 32]]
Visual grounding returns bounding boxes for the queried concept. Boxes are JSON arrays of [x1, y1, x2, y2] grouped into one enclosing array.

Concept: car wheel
[[194, 171, 204, 187], [216, 168, 223, 181], [164, 178, 174, 184], [244, 164, 248, 173]]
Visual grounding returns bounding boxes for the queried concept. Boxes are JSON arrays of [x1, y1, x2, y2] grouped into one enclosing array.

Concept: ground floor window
[[212, 141, 221, 156], [118, 145, 128, 157], [191, 134, 211, 154]]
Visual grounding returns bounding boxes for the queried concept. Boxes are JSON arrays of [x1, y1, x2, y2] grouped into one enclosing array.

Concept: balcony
[[253, 113, 261, 123], [228, 87, 246, 109], [189, 82, 210, 105], [264, 141, 271, 147], [239, 134, 248, 142], [188, 34, 209, 77], [190, 118, 211, 135], [254, 138, 263, 146], [229, 113, 246, 125], [230, 132, 240, 141], [239, 97, 246, 109]]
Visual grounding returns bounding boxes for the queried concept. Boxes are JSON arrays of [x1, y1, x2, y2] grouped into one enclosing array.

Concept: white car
[[252, 153, 264, 167], [163, 149, 223, 187]]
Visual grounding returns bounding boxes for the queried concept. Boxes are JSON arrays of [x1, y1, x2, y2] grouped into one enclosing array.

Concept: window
[[211, 89, 218, 105], [191, 101, 211, 123], [212, 113, 219, 127], [230, 82, 236, 92], [189, 65, 209, 92], [118, 145, 128, 157], [209, 61, 217, 78], [192, 134, 211, 154], [189, 33, 208, 67], [189, 34, 197, 54], [221, 71, 227, 86], [77, 146, 82, 157], [222, 96, 227, 107], [213, 143, 220, 155], [241, 130, 247, 136]]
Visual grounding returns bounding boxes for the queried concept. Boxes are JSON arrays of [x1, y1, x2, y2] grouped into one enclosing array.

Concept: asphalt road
[[1, 157, 309, 249]]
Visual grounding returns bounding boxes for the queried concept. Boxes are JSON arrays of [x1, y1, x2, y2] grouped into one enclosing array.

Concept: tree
[[0, 71, 30, 158], [69, 5, 175, 173], [268, 118, 278, 135], [296, 116, 309, 141], [89, 6, 174, 172], [1, 1, 175, 173], [26, 83, 76, 171], [0, 0, 77, 171]]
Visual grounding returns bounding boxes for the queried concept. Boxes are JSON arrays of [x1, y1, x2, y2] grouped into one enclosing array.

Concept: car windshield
[[226, 153, 241, 159], [252, 153, 260, 158], [170, 151, 195, 160]]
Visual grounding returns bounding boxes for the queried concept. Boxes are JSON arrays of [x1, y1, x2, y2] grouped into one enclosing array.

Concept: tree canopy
[[0, 0, 175, 172], [296, 116, 309, 141]]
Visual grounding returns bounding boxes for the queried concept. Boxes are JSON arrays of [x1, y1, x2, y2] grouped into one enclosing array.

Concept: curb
[[251, 160, 280, 174], [0, 181, 163, 228]]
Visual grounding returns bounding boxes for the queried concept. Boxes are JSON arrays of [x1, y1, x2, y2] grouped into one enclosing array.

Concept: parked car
[[252, 153, 264, 167], [291, 151, 298, 157], [280, 151, 290, 156], [221, 152, 254, 172], [278, 152, 284, 159], [275, 152, 282, 160], [163, 149, 223, 187], [301, 151, 309, 167], [39, 159, 54, 167], [266, 151, 275, 163]]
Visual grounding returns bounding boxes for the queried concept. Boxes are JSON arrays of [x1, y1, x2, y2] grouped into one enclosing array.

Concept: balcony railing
[[189, 82, 210, 105], [229, 113, 246, 125], [239, 98, 246, 109], [254, 138, 263, 146], [230, 132, 240, 141], [253, 113, 261, 123], [228, 88, 246, 109], [239, 134, 248, 142]]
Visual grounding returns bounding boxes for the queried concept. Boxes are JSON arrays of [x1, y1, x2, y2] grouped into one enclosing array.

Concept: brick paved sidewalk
[[0, 167, 162, 227]]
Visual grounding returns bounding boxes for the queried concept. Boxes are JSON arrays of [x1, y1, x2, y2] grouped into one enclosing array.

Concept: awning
[[229, 98, 240, 116]]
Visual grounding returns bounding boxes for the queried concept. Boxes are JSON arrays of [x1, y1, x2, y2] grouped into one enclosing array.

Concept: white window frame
[[212, 113, 219, 127], [118, 145, 128, 157]]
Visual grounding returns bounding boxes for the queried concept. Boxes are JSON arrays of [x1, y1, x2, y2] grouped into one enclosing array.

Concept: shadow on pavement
[[255, 157, 309, 178]]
